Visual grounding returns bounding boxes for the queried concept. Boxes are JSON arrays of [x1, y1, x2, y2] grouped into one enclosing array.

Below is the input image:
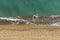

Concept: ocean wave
[[50, 22, 60, 26], [50, 15, 60, 17]]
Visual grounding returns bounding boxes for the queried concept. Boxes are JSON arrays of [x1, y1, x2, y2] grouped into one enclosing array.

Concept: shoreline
[[0, 24, 60, 31]]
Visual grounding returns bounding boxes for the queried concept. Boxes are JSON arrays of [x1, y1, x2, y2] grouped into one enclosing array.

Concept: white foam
[[50, 15, 60, 18], [50, 22, 60, 26]]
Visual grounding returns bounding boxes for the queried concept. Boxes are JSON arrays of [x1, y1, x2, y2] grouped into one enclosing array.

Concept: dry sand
[[0, 24, 60, 40]]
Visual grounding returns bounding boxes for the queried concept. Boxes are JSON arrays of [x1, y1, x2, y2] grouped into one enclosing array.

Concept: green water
[[0, 0, 60, 16]]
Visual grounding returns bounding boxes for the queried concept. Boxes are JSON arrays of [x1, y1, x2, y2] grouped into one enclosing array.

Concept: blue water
[[0, 0, 60, 16]]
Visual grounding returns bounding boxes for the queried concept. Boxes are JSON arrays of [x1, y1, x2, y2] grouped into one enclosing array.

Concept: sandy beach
[[0, 24, 60, 40]]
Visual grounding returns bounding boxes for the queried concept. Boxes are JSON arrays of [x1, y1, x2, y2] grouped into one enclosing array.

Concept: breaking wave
[[50, 22, 60, 26], [50, 15, 60, 17]]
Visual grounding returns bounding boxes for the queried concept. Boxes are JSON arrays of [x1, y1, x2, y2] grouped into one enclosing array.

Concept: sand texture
[[0, 24, 60, 40]]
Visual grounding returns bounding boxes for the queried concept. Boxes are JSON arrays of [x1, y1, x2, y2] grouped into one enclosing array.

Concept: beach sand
[[0, 24, 60, 40]]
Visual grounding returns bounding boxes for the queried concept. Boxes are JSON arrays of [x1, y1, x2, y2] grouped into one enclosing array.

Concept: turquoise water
[[0, 0, 60, 16]]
